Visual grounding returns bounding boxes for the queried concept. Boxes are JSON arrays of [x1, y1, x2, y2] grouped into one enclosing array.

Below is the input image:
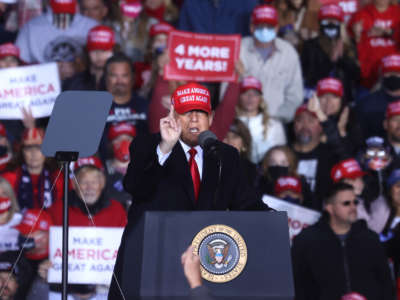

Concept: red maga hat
[[386, 100, 400, 119], [108, 122, 137, 141], [251, 5, 278, 26], [172, 83, 212, 114], [381, 54, 400, 75], [120, 0, 142, 18], [316, 77, 344, 97], [87, 25, 115, 52], [72, 156, 104, 173], [0, 197, 11, 214], [294, 104, 318, 119], [240, 76, 263, 94], [0, 43, 20, 60], [50, 0, 77, 14], [15, 209, 53, 235], [318, 4, 344, 22], [274, 176, 302, 195], [149, 22, 174, 37], [331, 158, 366, 182]]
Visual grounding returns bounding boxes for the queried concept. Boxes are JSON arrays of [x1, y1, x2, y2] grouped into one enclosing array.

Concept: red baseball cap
[[274, 176, 302, 195], [87, 25, 115, 52], [0, 123, 7, 137], [120, 0, 142, 18], [0, 43, 20, 60], [240, 76, 263, 94], [381, 54, 400, 75], [294, 104, 318, 119], [108, 122, 137, 141], [149, 22, 174, 37], [172, 83, 212, 115], [386, 100, 400, 119], [331, 158, 366, 183], [15, 209, 53, 235], [0, 197, 11, 214], [72, 156, 104, 173], [22, 128, 44, 146], [50, 0, 77, 14], [251, 5, 278, 26], [316, 77, 344, 97], [318, 4, 344, 22]]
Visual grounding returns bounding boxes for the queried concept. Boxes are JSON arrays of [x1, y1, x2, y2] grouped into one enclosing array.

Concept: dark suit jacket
[[108, 133, 268, 300]]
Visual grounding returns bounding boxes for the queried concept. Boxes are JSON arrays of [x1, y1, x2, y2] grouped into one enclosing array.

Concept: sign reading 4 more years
[[48, 226, 123, 285], [0, 63, 60, 119]]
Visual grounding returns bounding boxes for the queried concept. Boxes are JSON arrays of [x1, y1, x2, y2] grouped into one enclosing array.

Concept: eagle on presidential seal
[[207, 239, 232, 269]]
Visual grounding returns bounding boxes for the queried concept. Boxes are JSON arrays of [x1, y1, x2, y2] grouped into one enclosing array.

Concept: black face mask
[[0, 145, 7, 157], [320, 23, 341, 40], [383, 75, 400, 92], [282, 195, 301, 205], [267, 166, 289, 181]]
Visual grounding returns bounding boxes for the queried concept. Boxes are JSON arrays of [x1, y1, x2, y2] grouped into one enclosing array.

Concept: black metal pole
[[62, 161, 70, 300]]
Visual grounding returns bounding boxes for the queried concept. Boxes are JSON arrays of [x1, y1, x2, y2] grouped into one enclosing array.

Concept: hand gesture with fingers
[[307, 94, 327, 122], [159, 106, 181, 154], [21, 106, 35, 129]]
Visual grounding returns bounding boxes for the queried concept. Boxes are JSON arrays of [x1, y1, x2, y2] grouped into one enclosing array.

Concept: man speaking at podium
[[109, 82, 268, 299]]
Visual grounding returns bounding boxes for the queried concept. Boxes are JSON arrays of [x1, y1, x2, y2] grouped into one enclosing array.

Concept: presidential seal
[[191, 224, 247, 283]]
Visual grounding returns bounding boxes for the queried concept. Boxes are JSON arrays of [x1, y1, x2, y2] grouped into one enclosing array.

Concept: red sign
[[165, 30, 241, 82]]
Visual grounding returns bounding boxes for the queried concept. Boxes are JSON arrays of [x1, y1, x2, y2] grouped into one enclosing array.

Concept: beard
[[295, 129, 313, 145]]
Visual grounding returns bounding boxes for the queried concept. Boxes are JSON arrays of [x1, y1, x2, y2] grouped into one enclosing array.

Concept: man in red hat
[[384, 100, 400, 157], [15, 0, 98, 64], [356, 54, 400, 139], [238, 4, 303, 123], [111, 82, 269, 299], [64, 24, 115, 91], [0, 43, 21, 69]]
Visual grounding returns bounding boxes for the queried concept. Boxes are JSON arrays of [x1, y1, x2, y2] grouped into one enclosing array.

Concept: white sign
[[48, 226, 123, 285], [0, 213, 22, 252], [0, 63, 60, 119], [263, 195, 321, 240]]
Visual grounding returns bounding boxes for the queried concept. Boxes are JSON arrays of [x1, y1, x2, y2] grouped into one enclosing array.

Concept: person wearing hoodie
[[292, 182, 395, 300]]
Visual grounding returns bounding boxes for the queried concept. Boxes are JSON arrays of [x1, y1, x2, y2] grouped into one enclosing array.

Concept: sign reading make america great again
[[165, 30, 241, 82], [0, 63, 60, 119]]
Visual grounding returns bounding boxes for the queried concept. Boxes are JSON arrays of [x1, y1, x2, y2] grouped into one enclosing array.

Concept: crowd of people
[[0, 0, 400, 299]]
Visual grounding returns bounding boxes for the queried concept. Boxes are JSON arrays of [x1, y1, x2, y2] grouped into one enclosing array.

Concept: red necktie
[[188, 148, 200, 202]]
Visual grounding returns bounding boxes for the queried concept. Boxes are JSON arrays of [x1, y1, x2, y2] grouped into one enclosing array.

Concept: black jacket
[[292, 217, 395, 300], [109, 133, 269, 299]]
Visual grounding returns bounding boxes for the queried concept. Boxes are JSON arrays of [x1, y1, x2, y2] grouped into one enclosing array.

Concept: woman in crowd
[[236, 76, 287, 165]]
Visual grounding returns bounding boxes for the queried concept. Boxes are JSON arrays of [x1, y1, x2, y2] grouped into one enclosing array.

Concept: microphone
[[198, 131, 218, 154]]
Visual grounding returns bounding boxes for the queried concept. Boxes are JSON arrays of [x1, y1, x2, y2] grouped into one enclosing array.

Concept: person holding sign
[[238, 4, 303, 123]]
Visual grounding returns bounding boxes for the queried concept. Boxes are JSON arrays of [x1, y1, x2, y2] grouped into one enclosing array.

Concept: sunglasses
[[340, 200, 359, 206]]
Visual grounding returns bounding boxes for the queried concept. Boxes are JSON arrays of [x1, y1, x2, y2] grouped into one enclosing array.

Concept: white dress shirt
[[156, 140, 204, 179]]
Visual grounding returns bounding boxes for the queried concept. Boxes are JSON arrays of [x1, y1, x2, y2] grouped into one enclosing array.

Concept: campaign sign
[[263, 195, 321, 240], [48, 226, 124, 285], [165, 30, 241, 82], [0, 63, 60, 119]]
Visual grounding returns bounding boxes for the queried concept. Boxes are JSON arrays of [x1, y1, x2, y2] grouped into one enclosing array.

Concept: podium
[[112, 211, 294, 300]]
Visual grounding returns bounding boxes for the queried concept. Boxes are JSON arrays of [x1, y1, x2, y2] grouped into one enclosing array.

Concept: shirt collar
[[179, 140, 203, 157], [249, 37, 280, 54]]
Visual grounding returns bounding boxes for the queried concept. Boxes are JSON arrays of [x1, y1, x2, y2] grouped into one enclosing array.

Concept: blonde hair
[[0, 176, 19, 223]]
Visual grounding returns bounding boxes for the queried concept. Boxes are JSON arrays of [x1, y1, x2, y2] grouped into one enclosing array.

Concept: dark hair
[[227, 119, 252, 160], [103, 52, 135, 78], [324, 182, 354, 205]]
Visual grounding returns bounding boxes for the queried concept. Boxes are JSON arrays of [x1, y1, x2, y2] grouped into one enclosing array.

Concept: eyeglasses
[[340, 200, 359, 206]]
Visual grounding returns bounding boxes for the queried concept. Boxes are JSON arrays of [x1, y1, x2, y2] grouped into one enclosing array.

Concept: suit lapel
[[197, 153, 219, 209], [165, 142, 196, 206]]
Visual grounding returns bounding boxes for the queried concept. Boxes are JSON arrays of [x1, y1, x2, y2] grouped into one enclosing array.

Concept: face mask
[[267, 166, 289, 181], [366, 157, 390, 171], [382, 75, 400, 92], [113, 140, 131, 162], [320, 23, 341, 39], [282, 195, 301, 205], [0, 145, 7, 157], [254, 27, 276, 43]]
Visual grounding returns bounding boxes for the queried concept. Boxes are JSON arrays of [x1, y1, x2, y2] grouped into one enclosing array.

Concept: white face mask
[[254, 27, 276, 43]]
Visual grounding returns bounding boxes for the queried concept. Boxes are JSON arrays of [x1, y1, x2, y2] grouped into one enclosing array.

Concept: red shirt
[[348, 4, 400, 87], [48, 198, 127, 228]]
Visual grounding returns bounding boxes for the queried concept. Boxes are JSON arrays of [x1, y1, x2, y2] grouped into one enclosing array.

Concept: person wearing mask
[[348, 0, 400, 89], [301, 4, 360, 102], [238, 4, 303, 123], [236, 76, 287, 164], [105, 122, 136, 210], [2, 128, 63, 211], [357, 54, 400, 139], [63, 24, 116, 91], [292, 183, 395, 300], [0, 176, 21, 253]]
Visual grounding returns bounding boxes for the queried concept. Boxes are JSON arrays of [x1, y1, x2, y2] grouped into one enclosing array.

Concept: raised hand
[[159, 106, 181, 154], [307, 94, 327, 122], [338, 106, 349, 137]]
